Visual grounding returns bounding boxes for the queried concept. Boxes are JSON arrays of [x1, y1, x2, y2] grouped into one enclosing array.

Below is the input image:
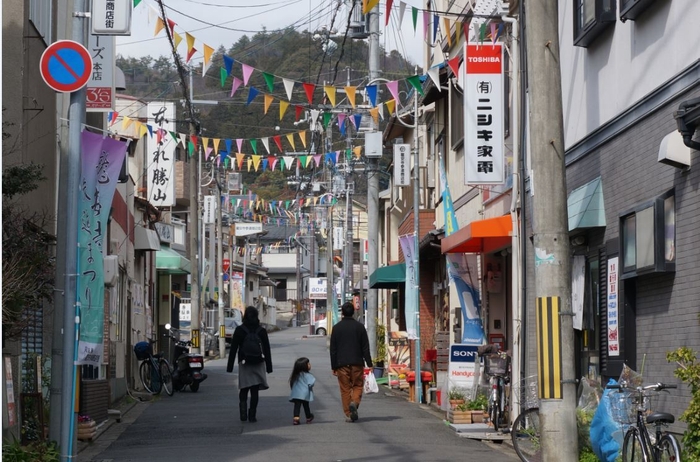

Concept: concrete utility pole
[[365, 0, 380, 360], [217, 177, 226, 355], [523, 0, 578, 459]]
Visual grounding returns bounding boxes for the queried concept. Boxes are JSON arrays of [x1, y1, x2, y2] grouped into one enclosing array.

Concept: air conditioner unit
[[104, 255, 119, 287]]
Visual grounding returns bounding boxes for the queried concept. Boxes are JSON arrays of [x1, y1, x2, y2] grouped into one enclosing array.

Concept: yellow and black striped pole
[[536, 296, 563, 400]]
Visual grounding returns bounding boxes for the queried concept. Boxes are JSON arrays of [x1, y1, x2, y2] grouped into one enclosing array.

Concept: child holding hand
[[289, 357, 315, 425]]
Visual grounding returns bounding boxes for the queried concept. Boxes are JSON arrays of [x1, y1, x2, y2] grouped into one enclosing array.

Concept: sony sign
[[448, 344, 479, 391]]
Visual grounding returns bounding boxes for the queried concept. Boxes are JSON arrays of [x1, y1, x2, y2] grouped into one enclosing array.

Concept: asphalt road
[[79, 326, 519, 462]]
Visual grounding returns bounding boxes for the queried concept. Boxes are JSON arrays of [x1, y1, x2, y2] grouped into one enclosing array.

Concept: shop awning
[[369, 263, 406, 289], [567, 177, 606, 232], [441, 215, 512, 254], [156, 245, 191, 274]]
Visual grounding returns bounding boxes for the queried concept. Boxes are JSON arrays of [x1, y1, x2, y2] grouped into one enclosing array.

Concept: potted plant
[[374, 320, 388, 378], [467, 392, 488, 423], [448, 387, 466, 409], [448, 401, 473, 424]]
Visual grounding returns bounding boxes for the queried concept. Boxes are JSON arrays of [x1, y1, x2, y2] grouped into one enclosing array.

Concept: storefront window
[[579, 258, 600, 380], [664, 195, 675, 262], [622, 215, 636, 271]]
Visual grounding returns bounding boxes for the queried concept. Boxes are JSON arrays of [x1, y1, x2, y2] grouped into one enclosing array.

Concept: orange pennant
[[298, 131, 306, 148], [345, 86, 357, 108], [186, 32, 195, 54], [203, 43, 214, 68], [444, 18, 451, 47], [263, 94, 274, 114], [154, 17, 165, 37], [286, 133, 296, 151]]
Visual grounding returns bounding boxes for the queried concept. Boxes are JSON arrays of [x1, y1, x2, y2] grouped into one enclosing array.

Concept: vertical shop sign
[[86, 33, 115, 111], [91, 0, 132, 35], [606, 257, 620, 356], [203, 195, 216, 224], [464, 43, 504, 185], [393, 144, 410, 186], [147, 102, 176, 207], [78, 131, 128, 366], [4, 357, 16, 426]]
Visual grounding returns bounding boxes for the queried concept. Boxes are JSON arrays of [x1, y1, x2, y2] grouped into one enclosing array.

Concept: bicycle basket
[[514, 375, 539, 410], [484, 354, 510, 376], [134, 341, 152, 360], [608, 391, 635, 425]]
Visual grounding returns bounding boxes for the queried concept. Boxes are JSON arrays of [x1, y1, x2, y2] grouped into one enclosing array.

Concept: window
[[620, 190, 675, 278], [573, 0, 616, 47], [450, 84, 464, 149], [620, 0, 656, 22]]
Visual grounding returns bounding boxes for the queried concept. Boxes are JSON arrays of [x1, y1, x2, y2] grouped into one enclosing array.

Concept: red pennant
[[156, 129, 163, 144], [186, 47, 197, 63], [302, 83, 316, 104], [190, 135, 198, 150], [295, 105, 303, 121], [273, 135, 283, 152], [448, 56, 460, 77], [385, 0, 394, 26], [167, 18, 176, 35], [463, 20, 471, 41], [110, 111, 119, 126]]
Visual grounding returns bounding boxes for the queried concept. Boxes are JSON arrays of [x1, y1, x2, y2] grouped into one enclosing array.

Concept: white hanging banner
[[606, 257, 620, 356], [146, 102, 176, 207], [393, 144, 411, 186], [571, 255, 586, 330], [464, 43, 505, 185], [203, 195, 217, 224]]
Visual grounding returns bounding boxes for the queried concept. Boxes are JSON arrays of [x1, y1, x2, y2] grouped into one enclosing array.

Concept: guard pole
[[524, 0, 578, 456]]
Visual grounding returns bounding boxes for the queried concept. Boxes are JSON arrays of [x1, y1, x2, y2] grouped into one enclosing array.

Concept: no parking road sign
[[40, 40, 93, 93]]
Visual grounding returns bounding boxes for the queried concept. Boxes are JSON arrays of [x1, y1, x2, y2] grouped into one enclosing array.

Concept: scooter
[[164, 323, 207, 392]]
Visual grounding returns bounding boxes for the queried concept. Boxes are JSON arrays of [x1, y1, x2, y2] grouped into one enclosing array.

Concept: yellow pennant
[[385, 99, 396, 115], [370, 107, 380, 125], [444, 18, 451, 47], [263, 94, 274, 114], [213, 138, 221, 154], [313, 196, 319, 205], [353, 146, 362, 158], [154, 17, 165, 37], [173, 31, 183, 49], [324, 86, 336, 107], [203, 44, 215, 68], [201, 137, 209, 151], [246, 157, 253, 172], [279, 100, 290, 120], [122, 116, 132, 130], [186, 33, 195, 54], [286, 133, 296, 151], [345, 86, 357, 108], [455, 21, 461, 44], [236, 153, 245, 170], [298, 130, 307, 148], [252, 155, 261, 171], [363, 0, 379, 14], [139, 123, 148, 138], [304, 156, 313, 168]]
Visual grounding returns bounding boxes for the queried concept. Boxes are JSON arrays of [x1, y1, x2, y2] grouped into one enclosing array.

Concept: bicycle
[[607, 382, 681, 462], [511, 375, 541, 462], [478, 345, 511, 432], [134, 339, 174, 396]]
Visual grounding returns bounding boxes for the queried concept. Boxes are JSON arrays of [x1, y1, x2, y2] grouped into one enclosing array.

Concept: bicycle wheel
[[490, 393, 501, 432], [657, 433, 681, 462], [511, 407, 541, 462], [159, 360, 174, 396], [150, 359, 163, 395], [139, 361, 153, 393], [622, 428, 647, 462]]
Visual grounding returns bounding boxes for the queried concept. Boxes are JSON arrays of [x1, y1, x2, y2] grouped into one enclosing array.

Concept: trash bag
[[590, 378, 624, 462]]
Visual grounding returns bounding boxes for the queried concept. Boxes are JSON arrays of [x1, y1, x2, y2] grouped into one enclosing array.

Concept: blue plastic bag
[[590, 379, 623, 462]]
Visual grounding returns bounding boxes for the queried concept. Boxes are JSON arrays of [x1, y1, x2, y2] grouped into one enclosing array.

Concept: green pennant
[[285, 200, 290, 209], [280, 158, 286, 170], [262, 72, 275, 93], [323, 112, 332, 129], [250, 139, 257, 154], [170, 131, 178, 143], [133, 0, 142, 7], [480, 23, 486, 43], [346, 149, 352, 161], [407, 75, 424, 96], [188, 141, 194, 157], [300, 155, 307, 167], [220, 67, 227, 88], [412, 7, 418, 33], [224, 157, 230, 168]]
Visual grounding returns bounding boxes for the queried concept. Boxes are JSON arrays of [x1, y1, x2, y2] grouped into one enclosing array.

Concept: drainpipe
[[502, 12, 521, 425], [674, 97, 700, 150]]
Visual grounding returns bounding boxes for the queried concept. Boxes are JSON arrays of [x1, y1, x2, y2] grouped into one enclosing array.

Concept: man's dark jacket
[[330, 316, 373, 370]]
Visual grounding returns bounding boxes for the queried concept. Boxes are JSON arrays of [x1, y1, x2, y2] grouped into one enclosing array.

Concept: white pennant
[[179, 133, 187, 147], [261, 137, 271, 154], [378, 104, 385, 121], [283, 78, 295, 101], [310, 109, 320, 131], [399, 1, 407, 27], [283, 156, 295, 170], [427, 66, 442, 91]]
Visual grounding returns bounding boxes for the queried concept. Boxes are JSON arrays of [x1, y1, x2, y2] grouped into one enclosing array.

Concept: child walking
[[289, 357, 315, 425]]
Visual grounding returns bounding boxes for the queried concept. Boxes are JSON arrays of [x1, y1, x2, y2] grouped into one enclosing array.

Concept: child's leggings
[[292, 399, 311, 418]]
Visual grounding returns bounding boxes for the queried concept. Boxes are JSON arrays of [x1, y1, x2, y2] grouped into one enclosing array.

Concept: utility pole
[[523, 0, 578, 459], [411, 74, 422, 404], [51, 0, 88, 457], [365, 0, 380, 360], [217, 175, 225, 355]]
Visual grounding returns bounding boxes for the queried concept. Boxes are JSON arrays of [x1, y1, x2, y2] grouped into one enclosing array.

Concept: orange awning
[[441, 215, 513, 254]]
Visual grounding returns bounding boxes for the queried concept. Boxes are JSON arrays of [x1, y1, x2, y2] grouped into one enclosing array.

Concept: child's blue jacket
[[289, 372, 315, 402]]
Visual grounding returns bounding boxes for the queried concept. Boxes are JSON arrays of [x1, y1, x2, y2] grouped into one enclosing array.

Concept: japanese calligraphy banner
[[393, 144, 410, 186], [86, 33, 115, 112], [464, 43, 505, 185], [147, 102, 176, 207], [399, 233, 418, 339], [78, 130, 128, 366], [606, 257, 620, 356], [446, 253, 486, 345]]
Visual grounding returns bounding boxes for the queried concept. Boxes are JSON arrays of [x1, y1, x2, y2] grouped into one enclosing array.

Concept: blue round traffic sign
[[40, 40, 93, 93]]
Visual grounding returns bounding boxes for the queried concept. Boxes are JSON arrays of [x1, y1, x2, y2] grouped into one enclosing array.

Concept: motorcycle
[[164, 323, 207, 392]]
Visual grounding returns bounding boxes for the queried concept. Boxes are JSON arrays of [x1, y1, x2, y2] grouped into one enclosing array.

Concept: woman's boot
[[248, 406, 257, 423], [239, 401, 248, 421]]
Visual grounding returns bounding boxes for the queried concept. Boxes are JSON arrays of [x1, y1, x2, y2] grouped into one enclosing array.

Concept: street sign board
[[309, 278, 327, 299], [40, 40, 93, 93], [234, 222, 263, 236], [91, 0, 132, 35], [86, 33, 115, 112]]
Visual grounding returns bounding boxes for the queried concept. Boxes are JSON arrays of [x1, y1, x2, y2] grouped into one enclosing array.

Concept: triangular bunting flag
[[412, 7, 418, 35], [295, 105, 303, 121], [386, 80, 400, 104], [286, 133, 295, 151], [242, 64, 255, 86], [220, 68, 227, 87], [406, 75, 424, 96], [230, 76, 243, 97], [302, 83, 315, 104], [363, 0, 379, 14], [324, 86, 337, 107], [122, 116, 132, 130], [273, 135, 283, 152], [173, 31, 183, 49], [399, 1, 406, 27], [386, 99, 396, 115], [353, 146, 362, 159], [236, 153, 245, 170], [448, 56, 460, 77], [261, 137, 270, 154], [186, 47, 197, 64], [385, 0, 394, 26], [205, 146, 213, 160], [279, 100, 290, 120], [262, 72, 275, 93], [366, 84, 377, 107], [250, 139, 257, 154], [252, 155, 262, 172], [323, 112, 332, 129], [353, 113, 362, 130], [313, 154, 322, 167], [283, 156, 295, 170], [236, 139, 243, 153], [427, 66, 441, 90], [298, 131, 306, 148], [345, 86, 357, 108], [444, 18, 452, 47], [264, 94, 274, 114], [186, 33, 195, 54], [203, 44, 215, 71], [246, 87, 260, 105], [154, 17, 165, 37], [225, 139, 233, 155], [223, 55, 234, 76], [268, 156, 278, 171], [370, 107, 379, 124], [179, 133, 187, 148], [167, 18, 176, 35], [283, 79, 295, 101], [213, 138, 220, 154]]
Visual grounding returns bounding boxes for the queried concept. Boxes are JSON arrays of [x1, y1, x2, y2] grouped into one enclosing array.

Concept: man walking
[[330, 301, 373, 422]]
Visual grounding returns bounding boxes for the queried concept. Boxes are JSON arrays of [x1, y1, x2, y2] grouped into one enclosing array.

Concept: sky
[[116, 0, 427, 73]]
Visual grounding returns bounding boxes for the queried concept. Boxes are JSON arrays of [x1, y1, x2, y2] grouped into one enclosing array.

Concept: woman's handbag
[[364, 371, 379, 394]]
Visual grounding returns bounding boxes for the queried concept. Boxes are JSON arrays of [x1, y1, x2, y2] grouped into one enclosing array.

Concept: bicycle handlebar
[[606, 382, 677, 392]]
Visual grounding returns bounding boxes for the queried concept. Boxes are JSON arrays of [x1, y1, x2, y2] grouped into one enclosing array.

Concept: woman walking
[[289, 357, 315, 425], [226, 306, 273, 423]]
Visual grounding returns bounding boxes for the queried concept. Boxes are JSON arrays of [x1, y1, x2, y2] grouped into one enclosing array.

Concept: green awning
[[156, 246, 191, 274], [369, 263, 405, 289], [568, 177, 606, 232]]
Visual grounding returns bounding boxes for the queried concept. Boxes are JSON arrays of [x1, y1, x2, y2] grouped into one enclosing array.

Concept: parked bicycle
[[607, 381, 681, 462], [511, 375, 541, 462], [134, 339, 174, 396], [478, 344, 511, 432]]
